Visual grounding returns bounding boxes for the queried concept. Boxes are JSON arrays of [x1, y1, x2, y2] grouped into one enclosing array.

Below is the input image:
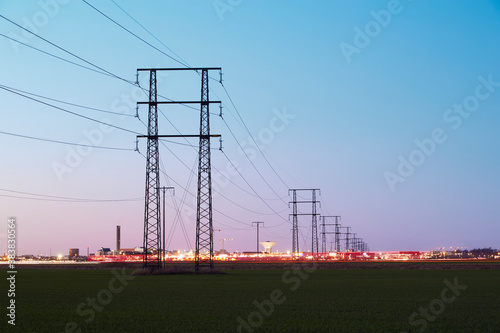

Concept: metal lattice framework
[[137, 67, 221, 271], [290, 190, 299, 253], [143, 69, 161, 269], [342, 226, 351, 252], [321, 218, 327, 253], [289, 188, 320, 254], [195, 69, 214, 271], [334, 216, 341, 252], [311, 189, 319, 254], [320, 215, 341, 253]]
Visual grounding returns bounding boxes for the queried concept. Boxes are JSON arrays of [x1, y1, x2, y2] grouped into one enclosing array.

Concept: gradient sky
[[1, 0, 499, 256]]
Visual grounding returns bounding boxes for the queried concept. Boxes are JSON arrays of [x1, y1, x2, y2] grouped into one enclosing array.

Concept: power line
[[0, 14, 134, 85], [0, 187, 142, 202], [158, 138, 219, 149], [82, 0, 188, 67], [157, 136, 278, 216], [110, 0, 189, 67], [1, 23, 203, 120], [221, 116, 287, 204], [221, 83, 290, 189], [221, 150, 290, 226], [1, 31, 194, 118], [0, 33, 115, 79], [263, 149, 304, 187], [155, 108, 284, 201], [0, 85, 143, 135], [149, 107, 292, 223], [0, 83, 134, 117], [160, 155, 194, 251], [105, 2, 219, 84], [0, 129, 134, 151]]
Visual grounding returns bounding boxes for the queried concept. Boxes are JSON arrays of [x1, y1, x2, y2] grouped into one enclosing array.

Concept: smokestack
[[116, 225, 121, 253]]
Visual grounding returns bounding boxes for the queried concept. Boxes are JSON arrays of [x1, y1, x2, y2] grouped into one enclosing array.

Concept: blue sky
[[0, 0, 499, 255]]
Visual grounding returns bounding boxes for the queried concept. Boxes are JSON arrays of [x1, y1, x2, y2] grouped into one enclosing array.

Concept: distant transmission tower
[[320, 215, 341, 253], [137, 67, 222, 271], [351, 233, 357, 251], [334, 216, 341, 252], [321, 218, 327, 253], [290, 190, 299, 253], [342, 226, 351, 252], [311, 189, 319, 254], [289, 189, 320, 254]]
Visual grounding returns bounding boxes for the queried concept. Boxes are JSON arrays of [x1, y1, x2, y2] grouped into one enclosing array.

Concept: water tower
[[260, 241, 277, 253]]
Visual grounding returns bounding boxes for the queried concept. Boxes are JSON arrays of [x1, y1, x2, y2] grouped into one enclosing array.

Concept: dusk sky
[[1, 0, 499, 256]]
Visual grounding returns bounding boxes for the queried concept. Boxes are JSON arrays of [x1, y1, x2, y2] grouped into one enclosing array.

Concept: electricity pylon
[[289, 189, 320, 254], [137, 67, 222, 271]]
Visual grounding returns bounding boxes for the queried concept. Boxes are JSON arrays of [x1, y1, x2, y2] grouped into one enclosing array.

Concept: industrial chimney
[[116, 225, 121, 254]]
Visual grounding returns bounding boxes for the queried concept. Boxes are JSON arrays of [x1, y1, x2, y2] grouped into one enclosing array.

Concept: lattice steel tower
[[342, 226, 352, 252], [320, 215, 341, 253], [137, 67, 221, 271], [311, 189, 319, 254], [290, 190, 299, 253], [142, 69, 161, 268], [334, 216, 341, 252], [195, 69, 214, 271], [289, 188, 320, 254]]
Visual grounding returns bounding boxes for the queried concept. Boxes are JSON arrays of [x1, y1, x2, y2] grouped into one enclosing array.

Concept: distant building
[[119, 248, 137, 255], [69, 248, 79, 258], [98, 247, 112, 255]]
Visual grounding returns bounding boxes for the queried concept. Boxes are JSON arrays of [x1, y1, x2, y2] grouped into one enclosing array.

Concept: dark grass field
[[2, 263, 500, 332]]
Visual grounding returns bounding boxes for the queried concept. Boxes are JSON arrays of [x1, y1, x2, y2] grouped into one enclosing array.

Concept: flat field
[[2, 263, 500, 332]]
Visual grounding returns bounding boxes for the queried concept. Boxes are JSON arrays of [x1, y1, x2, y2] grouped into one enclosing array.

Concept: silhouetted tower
[[344, 227, 351, 251], [321, 218, 327, 253], [289, 188, 320, 254], [290, 190, 299, 253], [351, 233, 357, 251], [334, 216, 341, 252], [142, 69, 161, 269], [137, 67, 221, 271], [311, 189, 319, 254], [195, 69, 213, 270], [320, 216, 341, 253]]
